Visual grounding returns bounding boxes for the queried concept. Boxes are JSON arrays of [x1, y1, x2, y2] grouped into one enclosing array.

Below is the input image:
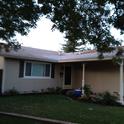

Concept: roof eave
[[2, 55, 58, 63], [57, 57, 113, 63]]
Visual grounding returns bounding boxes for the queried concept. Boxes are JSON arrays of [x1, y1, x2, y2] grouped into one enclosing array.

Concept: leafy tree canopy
[[0, 0, 124, 54], [39, 0, 124, 53], [0, 0, 41, 50]]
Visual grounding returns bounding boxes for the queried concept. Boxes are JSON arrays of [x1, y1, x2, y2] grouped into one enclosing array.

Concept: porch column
[[120, 59, 124, 104], [82, 63, 85, 94]]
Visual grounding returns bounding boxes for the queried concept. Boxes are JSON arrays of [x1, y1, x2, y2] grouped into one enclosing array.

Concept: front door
[[64, 66, 72, 89], [0, 69, 3, 94]]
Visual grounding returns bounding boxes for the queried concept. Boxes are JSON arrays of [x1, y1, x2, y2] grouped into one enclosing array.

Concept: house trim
[[1, 57, 5, 94], [82, 63, 85, 94]]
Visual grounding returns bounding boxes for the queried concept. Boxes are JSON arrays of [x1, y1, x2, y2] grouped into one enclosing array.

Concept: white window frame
[[23, 61, 51, 79]]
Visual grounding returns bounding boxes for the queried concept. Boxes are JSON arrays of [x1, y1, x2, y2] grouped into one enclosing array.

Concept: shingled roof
[[0, 46, 118, 63]]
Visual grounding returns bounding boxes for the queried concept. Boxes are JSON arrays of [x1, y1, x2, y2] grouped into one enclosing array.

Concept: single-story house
[[0, 46, 124, 104]]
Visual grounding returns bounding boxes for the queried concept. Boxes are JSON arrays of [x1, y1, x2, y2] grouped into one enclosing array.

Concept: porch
[[60, 60, 124, 104]]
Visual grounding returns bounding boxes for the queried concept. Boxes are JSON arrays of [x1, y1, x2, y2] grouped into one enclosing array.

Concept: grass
[[0, 115, 44, 124], [0, 94, 124, 124]]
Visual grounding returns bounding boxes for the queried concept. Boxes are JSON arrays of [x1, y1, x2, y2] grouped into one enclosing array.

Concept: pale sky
[[110, 27, 124, 41], [0, 17, 124, 51], [16, 17, 65, 51], [16, 17, 124, 51]]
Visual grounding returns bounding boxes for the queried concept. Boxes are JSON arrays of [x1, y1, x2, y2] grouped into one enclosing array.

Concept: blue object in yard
[[74, 89, 82, 97]]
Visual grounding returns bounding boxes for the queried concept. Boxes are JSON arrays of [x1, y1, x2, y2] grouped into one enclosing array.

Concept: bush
[[46, 87, 62, 94], [83, 84, 92, 98], [47, 87, 56, 93], [32, 90, 40, 94], [65, 90, 75, 97], [55, 87, 62, 94], [93, 92, 119, 105], [101, 92, 118, 105], [4, 88, 19, 96]]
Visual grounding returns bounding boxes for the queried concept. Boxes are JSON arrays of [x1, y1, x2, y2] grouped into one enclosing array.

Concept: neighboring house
[[0, 46, 124, 104]]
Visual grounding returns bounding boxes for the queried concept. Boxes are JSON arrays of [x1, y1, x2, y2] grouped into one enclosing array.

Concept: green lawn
[[0, 115, 44, 124], [0, 94, 124, 124]]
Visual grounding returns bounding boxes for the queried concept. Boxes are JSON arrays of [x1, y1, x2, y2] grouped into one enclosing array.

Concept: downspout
[[82, 63, 85, 94], [120, 59, 124, 104], [1, 57, 5, 94]]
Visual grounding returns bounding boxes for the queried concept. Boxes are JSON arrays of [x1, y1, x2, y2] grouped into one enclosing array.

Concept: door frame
[[63, 65, 72, 89]]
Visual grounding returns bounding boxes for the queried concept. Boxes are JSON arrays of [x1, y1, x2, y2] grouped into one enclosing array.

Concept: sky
[[16, 17, 65, 51], [110, 27, 124, 41], [16, 17, 124, 51], [1, 17, 124, 51]]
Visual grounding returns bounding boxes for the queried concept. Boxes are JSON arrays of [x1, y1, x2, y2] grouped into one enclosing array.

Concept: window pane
[[32, 63, 43, 76], [25, 62, 51, 77], [45, 64, 50, 76], [25, 63, 31, 76]]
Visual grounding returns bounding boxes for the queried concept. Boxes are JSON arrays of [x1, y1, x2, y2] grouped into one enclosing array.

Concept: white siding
[[3, 58, 62, 93]]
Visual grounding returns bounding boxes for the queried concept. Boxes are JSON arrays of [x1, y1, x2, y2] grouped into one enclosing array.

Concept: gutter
[[57, 58, 112, 63]]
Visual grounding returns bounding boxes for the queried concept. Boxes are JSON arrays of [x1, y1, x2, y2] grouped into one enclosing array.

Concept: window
[[24, 62, 51, 78]]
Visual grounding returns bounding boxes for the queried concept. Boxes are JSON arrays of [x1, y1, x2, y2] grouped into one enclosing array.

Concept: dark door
[[0, 69, 3, 94], [64, 66, 71, 85]]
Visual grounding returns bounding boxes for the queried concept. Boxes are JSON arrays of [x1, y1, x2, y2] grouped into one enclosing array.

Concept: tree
[[0, 0, 41, 50], [63, 40, 80, 53], [39, 0, 124, 53], [0, 0, 124, 54]]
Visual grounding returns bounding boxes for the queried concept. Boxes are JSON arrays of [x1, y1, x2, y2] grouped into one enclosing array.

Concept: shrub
[[93, 92, 119, 105], [47, 87, 56, 93], [101, 92, 118, 105], [32, 90, 40, 94], [65, 90, 75, 97], [46, 87, 62, 94], [40, 89, 45, 93], [4, 88, 19, 96], [55, 87, 62, 94], [83, 84, 92, 98]]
